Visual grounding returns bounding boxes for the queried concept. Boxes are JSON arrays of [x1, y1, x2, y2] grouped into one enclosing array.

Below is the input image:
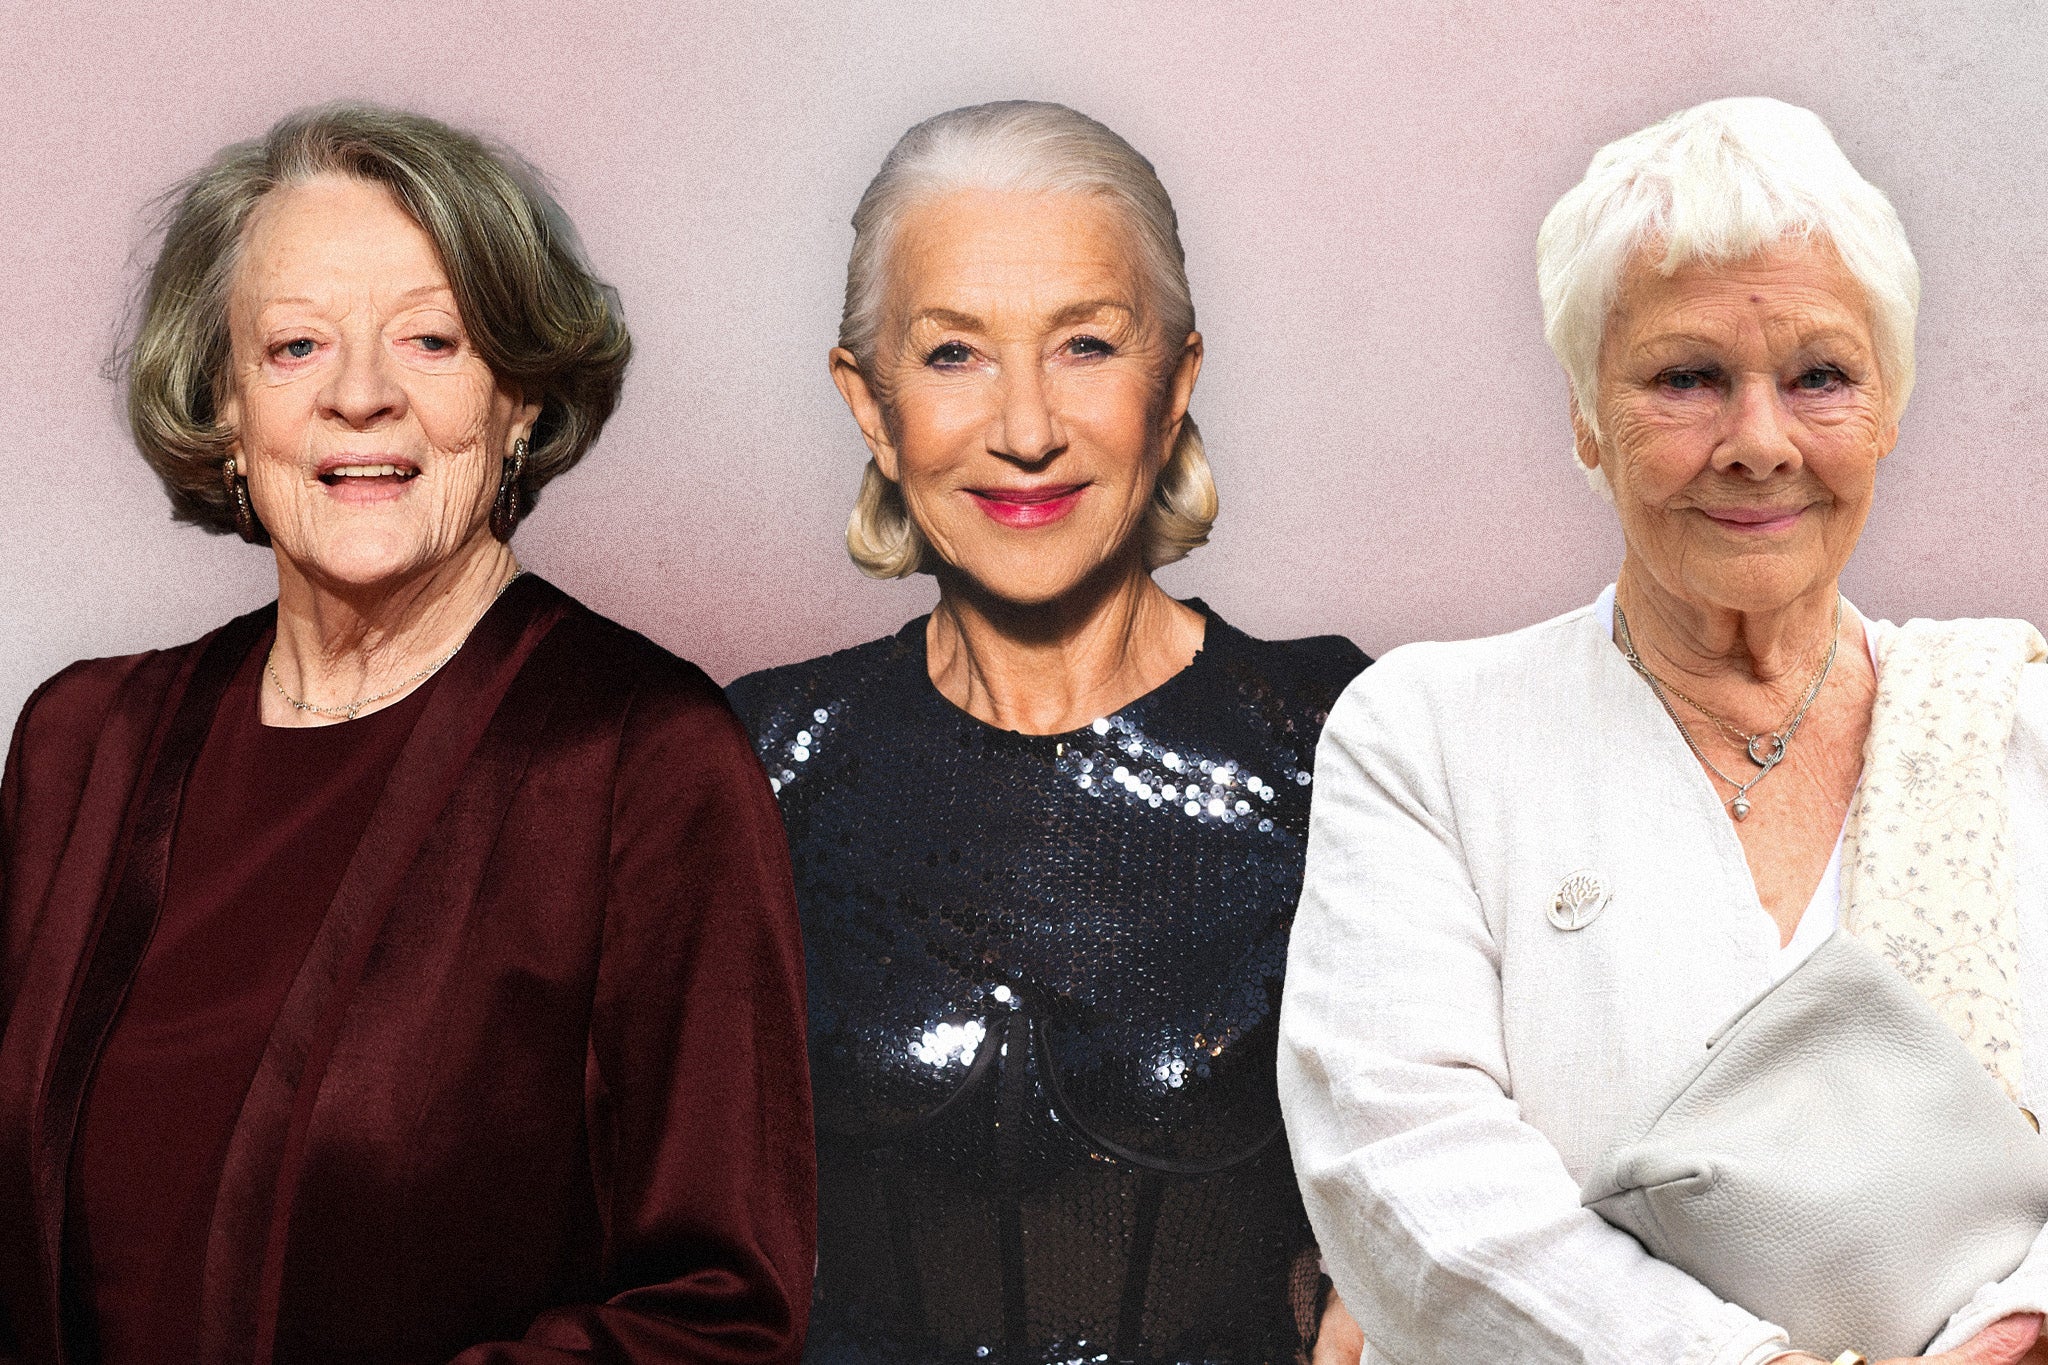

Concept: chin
[[975, 574, 1089, 609], [952, 553, 1096, 609], [1694, 558, 1833, 615], [295, 530, 443, 590], [951, 518, 1143, 606]]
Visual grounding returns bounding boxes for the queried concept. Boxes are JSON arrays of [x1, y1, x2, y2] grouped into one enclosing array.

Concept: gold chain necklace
[[266, 568, 523, 722], [1614, 596, 1841, 820]]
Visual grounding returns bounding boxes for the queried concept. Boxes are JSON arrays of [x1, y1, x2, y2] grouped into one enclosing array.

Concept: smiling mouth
[[966, 484, 1088, 529], [319, 462, 420, 486], [1700, 506, 1805, 534]]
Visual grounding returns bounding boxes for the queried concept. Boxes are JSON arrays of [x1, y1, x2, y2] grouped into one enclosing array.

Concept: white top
[[1279, 594, 2048, 1365], [1591, 584, 1856, 984]]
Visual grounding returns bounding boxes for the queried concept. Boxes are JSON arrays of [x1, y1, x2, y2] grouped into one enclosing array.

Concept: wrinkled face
[[1580, 236, 1898, 616], [849, 188, 1199, 606], [221, 173, 536, 589]]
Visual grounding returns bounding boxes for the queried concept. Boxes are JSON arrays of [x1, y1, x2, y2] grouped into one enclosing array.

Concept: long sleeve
[[1276, 663, 1789, 1365], [451, 679, 816, 1364]]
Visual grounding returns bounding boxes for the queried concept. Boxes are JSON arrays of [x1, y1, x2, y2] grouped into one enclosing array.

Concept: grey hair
[[1537, 97, 1919, 491], [121, 102, 630, 537], [838, 100, 1216, 578]]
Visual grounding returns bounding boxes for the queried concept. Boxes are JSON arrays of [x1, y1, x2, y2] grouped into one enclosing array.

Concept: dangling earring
[[222, 456, 265, 544], [490, 438, 529, 542]]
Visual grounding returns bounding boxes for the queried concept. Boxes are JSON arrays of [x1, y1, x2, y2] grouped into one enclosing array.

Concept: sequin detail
[[730, 605, 1366, 1365]]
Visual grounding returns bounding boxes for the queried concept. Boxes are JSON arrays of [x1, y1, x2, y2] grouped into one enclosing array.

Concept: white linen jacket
[[1278, 595, 2048, 1365]]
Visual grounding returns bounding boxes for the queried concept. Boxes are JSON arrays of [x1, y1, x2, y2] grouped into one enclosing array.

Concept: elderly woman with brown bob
[[727, 101, 1370, 1364], [1281, 98, 2048, 1365], [0, 105, 814, 1365]]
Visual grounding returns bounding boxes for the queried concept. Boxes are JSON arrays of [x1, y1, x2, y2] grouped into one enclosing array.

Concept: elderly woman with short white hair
[[729, 101, 1370, 1363], [1279, 98, 2048, 1365]]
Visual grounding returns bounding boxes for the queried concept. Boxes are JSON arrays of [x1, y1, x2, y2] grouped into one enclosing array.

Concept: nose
[[988, 361, 1064, 465], [1714, 375, 1801, 480], [319, 334, 407, 430]]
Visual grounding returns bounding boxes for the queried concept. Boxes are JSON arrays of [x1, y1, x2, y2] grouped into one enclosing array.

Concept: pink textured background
[[4, 2, 2044, 729]]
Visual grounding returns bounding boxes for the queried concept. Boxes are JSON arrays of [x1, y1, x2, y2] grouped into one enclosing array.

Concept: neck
[[266, 536, 519, 726], [925, 553, 1205, 734], [1614, 559, 1845, 684], [1612, 557, 1865, 738]]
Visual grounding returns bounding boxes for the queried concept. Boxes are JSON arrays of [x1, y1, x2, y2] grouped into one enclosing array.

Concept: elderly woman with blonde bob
[[0, 105, 814, 1364], [728, 101, 1369, 1363], [1280, 97, 2048, 1365]]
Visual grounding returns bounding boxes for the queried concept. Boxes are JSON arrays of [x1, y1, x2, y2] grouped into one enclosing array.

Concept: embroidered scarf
[[1842, 617, 2047, 1104]]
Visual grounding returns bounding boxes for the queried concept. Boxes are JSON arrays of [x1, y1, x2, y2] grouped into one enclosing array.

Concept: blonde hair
[[121, 102, 630, 536], [1537, 97, 1919, 491], [837, 100, 1216, 578]]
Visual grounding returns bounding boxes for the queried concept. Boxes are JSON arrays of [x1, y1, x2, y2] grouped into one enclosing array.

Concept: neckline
[[1586, 583, 1867, 960], [240, 624, 446, 736], [898, 597, 1226, 743], [1591, 582, 1876, 672]]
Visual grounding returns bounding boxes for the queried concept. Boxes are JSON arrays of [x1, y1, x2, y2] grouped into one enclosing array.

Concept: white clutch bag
[[1581, 929, 2048, 1360]]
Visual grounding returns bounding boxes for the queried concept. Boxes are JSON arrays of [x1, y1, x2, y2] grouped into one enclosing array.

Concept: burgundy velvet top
[[0, 577, 815, 1365], [63, 641, 436, 1365]]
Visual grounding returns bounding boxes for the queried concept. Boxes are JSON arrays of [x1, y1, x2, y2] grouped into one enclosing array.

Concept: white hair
[[838, 100, 1216, 579], [1537, 97, 1920, 491]]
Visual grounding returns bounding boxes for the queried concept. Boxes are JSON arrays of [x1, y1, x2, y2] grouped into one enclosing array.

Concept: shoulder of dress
[[6, 613, 270, 796], [725, 628, 916, 739], [1315, 606, 1615, 780], [17, 604, 275, 737], [1346, 604, 1603, 699], [528, 595, 730, 728], [1213, 624, 1369, 684], [8, 654, 153, 774]]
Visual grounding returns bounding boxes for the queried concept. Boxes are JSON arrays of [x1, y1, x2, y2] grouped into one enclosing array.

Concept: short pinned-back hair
[[123, 102, 631, 535], [1537, 97, 1920, 485], [837, 100, 1217, 578]]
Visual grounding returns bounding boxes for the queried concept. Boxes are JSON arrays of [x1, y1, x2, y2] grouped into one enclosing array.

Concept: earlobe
[[1569, 395, 1602, 472]]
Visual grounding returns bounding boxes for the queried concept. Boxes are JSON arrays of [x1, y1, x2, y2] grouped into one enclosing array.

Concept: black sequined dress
[[728, 603, 1367, 1365]]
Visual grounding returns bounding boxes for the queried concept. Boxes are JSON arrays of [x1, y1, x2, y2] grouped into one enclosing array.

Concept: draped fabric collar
[[1843, 616, 2048, 1105], [0, 575, 572, 1365]]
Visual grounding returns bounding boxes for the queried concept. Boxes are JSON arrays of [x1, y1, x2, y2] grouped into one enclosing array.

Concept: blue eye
[[416, 335, 454, 353], [924, 342, 971, 366], [1794, 367, 1843, 390], [282, 338, 316, 359], [1663, 370, 1704, 391]]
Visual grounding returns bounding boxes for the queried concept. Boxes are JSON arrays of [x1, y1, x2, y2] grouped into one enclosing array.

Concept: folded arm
[[1276, 675, 1789, 1365]]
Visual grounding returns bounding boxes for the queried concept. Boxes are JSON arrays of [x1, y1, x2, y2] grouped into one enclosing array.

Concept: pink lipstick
[[967, 483, 1087, 529]]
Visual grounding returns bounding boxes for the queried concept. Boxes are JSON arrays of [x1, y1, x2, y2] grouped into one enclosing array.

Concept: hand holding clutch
[[1583, 932, 2048, 1358], [1774, 1310, 2044, 1365]]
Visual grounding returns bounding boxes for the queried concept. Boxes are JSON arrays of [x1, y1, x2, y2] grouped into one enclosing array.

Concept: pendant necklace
[[1614, 596, 1841, 820]]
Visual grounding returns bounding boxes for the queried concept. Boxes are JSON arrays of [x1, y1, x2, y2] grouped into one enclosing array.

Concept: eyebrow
[[1629, 325, 1872, 356], [256, 284, 455, 313], [909, 299, 1135, 332]]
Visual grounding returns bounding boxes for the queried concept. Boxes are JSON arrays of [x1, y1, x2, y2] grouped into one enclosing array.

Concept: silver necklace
[[267, 568, 523, 722], [1614, 596, 1840, 821]]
